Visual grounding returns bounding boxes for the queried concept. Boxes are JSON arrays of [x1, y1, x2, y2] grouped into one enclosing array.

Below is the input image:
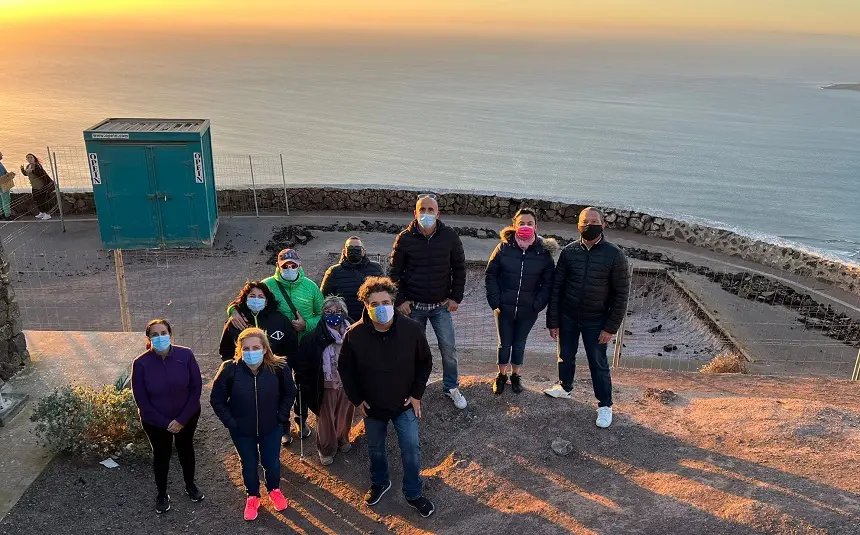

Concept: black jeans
[[494, 311, 538, 366], [141, 411, 200, 494], [557, 321, 612, 407]]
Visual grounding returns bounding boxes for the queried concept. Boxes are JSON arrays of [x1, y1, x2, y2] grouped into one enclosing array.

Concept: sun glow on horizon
[[1, 0, 859, 37]]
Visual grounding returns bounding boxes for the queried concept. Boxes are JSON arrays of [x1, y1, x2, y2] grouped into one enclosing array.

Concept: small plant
[[700, 351, 748, 374], [30, 383, 147, 457]]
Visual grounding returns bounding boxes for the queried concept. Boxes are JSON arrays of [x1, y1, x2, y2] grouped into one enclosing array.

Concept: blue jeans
[[557, 321, 613, 407], [231, 427, 283, 497], [495, 311, 538, 366], [364, 408, 422, 500], [411, 306, 459, 390]]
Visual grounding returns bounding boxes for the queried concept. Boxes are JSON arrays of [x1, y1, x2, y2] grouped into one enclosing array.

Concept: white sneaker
[[596, 406, 613, 428], [41, 213, 51, 220], [35, 212, 46, 219], [543, 384, 572, 399], [445, 388, 467, 409]]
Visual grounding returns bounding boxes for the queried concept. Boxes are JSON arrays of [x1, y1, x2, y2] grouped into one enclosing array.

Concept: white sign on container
[[193, 152, 205, 184], [88, 153, 102, 185]]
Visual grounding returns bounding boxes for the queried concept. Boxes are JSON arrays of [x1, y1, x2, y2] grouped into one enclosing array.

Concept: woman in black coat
[[210, 328, 296, 521], [292, 295, 354, 466], [219, 281, 298, 363], [485, 207, 557, 394]]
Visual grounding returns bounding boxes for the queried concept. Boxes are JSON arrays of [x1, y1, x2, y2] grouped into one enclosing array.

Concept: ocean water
[[1, 31, 858, 263]]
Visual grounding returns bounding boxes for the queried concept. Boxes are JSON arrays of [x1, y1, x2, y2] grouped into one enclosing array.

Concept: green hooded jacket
[[228, 266, 323, 340]]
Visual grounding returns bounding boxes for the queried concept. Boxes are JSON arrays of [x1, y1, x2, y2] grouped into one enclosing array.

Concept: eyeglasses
[[417, 193, 437, 200]]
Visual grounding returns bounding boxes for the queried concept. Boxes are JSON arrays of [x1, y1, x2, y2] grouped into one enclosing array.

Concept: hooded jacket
[[219, 299, 298, 362], [338, 310, 433, 421], [546, 237, 630, 334], [227, 266, 323, 341], [209, 359, 297, 438], [320, 254, 384, 321], [485, 227, 557, 319], [389, 219, 466, 307]]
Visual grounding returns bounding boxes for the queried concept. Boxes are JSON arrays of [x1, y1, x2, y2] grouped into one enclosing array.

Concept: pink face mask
[[516, 225, 535, 240]]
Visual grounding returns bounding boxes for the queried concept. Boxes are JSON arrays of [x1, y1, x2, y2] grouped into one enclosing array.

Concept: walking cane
[[298, 386, 305, 462]]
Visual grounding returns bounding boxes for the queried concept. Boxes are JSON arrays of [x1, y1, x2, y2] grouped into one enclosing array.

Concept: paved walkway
[[0, 331, 139, 520]]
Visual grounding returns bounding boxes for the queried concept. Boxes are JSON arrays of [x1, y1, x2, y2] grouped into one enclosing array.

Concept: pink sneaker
[[269, 489, 289, 512], [244, 496, 260, 521]]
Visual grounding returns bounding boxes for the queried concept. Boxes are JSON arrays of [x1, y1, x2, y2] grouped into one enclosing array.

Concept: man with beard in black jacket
[[389, 193, 468, 410], [320, 236, 384, 321], [544, 207, 630, 429], [338, 277, 435, 517]]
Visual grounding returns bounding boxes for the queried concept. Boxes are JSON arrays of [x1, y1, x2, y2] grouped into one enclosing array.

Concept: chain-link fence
[[9, 242, 857, 379]]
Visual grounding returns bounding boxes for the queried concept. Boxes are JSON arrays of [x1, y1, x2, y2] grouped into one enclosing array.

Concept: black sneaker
[[406, 496, 435, 518], [364, 480, 392, 506], [510, 374, 523, 394], [156, 493, 171, 514], [492, 373, 507, 395], [282, 433, 294, 447], [185, 484, 205, 502]]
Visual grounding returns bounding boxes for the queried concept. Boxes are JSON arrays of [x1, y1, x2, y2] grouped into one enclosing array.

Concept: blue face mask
[[246, 297, 266, 313], [368, 304, 394, 324], [418, 214, 436, 229], [242, 349, 264, 366], [325, 313, 345, 327], [150, 335, 171, 352], [280, 267, 299, 281]]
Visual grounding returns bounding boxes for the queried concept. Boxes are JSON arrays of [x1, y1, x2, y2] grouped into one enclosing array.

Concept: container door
[[150, 145, 199, 245], [99, 144, 159, 246]]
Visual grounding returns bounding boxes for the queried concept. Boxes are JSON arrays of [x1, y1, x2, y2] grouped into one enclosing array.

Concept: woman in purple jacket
[[131, 319, 204, 515]]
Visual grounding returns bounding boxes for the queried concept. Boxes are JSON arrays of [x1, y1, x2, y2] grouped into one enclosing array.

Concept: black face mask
[[345, 247, 364, 263], [580, 224, 603, 241]]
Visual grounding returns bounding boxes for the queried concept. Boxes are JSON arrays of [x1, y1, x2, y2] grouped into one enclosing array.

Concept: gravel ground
[[3, 366, 860, 535]]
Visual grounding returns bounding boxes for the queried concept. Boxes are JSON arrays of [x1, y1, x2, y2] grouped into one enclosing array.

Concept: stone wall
[[0, 241, 29, 380], [280, 187, 860, 296], [25, 186, 860, 296], [11, 191, 96, 217]]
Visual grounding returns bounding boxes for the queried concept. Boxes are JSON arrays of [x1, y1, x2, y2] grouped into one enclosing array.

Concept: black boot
[[492, 373, 507, 395], [510, 373, 523, 394]]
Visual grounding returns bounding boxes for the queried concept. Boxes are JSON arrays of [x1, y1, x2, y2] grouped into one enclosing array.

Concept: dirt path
[[3, 367, 859, 535]]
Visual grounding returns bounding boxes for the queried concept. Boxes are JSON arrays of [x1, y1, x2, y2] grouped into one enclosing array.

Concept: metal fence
[[5, 238, 859, 379]]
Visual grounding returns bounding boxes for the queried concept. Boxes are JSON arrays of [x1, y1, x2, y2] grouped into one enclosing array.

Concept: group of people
[[0, 151, 57, 221], [130, 193, 630, 521]]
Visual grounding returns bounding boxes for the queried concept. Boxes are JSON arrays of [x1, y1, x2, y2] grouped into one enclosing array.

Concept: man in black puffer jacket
[[320, 236, 384, 321], [545, 207, 630, 429], [389, 194, 468, 410]]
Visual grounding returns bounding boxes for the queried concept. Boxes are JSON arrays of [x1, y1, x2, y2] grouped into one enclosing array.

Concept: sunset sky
[[2, 0, 859, 36]]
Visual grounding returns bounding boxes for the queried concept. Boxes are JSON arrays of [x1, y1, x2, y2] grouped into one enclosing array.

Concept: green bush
[[30, 383, 147, 457]]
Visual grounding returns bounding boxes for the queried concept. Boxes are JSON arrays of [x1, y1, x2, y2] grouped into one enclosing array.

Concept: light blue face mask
[[280, 267, 299, 281], [150, 335, 171, 352], [418, 213, 436, 229], [242, 349, 264, 366], [246, 297, 266, 313]]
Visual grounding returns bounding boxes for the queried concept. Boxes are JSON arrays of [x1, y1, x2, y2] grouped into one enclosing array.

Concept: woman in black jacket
[[293, 295, 354, 466], [485, 208, 557, 394], [210, 327, 297, 521], [219, 281, 298, 363]]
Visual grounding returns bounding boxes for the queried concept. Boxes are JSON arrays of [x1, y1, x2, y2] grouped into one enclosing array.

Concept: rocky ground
[[2, 366, 859, 535]]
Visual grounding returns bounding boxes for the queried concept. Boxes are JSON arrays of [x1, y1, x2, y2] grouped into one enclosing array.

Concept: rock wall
[[0, 241, 29, 380], [23, 186, 860, 296]]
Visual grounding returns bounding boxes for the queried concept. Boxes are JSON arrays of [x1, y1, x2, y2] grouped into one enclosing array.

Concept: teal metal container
[[83, 118, 218, 249]]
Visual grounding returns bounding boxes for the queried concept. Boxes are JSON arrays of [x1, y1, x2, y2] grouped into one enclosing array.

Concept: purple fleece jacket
[[131, 345, 202, 428]]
